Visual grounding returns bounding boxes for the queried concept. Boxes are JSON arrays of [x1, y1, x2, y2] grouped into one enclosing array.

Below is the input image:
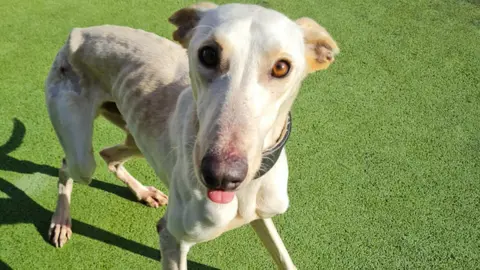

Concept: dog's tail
[[0, 118, 25, 155]]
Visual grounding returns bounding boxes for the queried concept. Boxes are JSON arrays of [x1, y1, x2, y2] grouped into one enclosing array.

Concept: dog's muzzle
[[200, 152, 248, 191], [199, 112, 292, 191]]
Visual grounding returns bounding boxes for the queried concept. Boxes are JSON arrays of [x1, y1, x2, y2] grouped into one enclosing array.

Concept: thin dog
[[44, 3, 338, 269]]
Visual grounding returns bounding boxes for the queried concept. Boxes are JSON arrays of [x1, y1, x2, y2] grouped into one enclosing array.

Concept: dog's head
[[169, 3, 338, 203]]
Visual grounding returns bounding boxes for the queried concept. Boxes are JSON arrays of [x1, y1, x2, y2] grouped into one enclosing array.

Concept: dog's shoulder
[[65, 25, 186, 69], [68, 25, 172, 50]]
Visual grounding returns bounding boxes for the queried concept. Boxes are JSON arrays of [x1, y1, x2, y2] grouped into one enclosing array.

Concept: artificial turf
[[1, 0, 479, 269]]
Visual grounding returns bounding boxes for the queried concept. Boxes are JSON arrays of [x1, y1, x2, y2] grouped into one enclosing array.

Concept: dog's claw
[[139, 186, 168, 207], [49, 204, 72, 248], [49, 223, 72, 248]]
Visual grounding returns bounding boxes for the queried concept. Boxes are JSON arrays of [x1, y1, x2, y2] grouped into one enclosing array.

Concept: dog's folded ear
[[169, 2, 218, 48], [296, 17, 339, 73]]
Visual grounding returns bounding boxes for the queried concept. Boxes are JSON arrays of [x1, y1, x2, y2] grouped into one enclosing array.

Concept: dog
[[44, 2, 338, 269]]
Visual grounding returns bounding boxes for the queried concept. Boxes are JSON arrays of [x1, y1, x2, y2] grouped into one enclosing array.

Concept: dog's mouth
[[193, 146, 234, 204], [206, 190, 236, 204], [193, 151, 241, 204]]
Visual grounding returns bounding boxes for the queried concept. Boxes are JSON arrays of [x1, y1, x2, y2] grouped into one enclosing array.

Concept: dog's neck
[[263, 111, 290, 149], [255, 112, 292, 178], [255, 92, 299, 178]]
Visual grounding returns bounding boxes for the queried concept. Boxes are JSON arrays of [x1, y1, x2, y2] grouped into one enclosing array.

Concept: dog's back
[[68, 25, 188, 88], [47, 25, 189, 101], [44, 25, 190, 184]]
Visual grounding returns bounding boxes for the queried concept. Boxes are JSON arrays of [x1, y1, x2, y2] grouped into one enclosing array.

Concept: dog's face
[[170, 3, 338, 203]]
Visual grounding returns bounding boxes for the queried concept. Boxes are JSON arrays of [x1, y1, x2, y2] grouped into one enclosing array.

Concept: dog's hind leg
[[46, 48, 98, 185], [45, 49, 101, 247], [46, 91, 97, 247], [250, 218, 297, 270], [49, 159, 73, 247], [99, 134, 168, 208]]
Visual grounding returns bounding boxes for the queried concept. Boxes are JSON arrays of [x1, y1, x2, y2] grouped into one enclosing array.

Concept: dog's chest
[[235, 179, 287, 220], [237, 157, 290, 220], [222, 189, 287, 236]]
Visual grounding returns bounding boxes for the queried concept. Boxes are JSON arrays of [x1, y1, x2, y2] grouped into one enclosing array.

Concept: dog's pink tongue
[[207, 190, 235, 204]]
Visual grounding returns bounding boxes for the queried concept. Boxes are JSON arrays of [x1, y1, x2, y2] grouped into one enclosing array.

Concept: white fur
[[44, 3, 338, 269]]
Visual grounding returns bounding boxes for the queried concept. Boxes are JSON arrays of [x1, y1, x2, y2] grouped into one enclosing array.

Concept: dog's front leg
[[251, 218, 296, 270], [158, 217, 191, 270]]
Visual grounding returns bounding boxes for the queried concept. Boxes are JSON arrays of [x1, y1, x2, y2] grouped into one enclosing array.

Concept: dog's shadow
[[0, 118, 137, 202], [0, 118, 217, 270]]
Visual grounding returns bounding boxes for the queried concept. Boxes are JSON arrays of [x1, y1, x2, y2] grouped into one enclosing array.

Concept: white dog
[[45, 2, 338, 269]]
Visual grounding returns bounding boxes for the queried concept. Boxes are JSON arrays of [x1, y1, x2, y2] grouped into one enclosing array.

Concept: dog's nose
[[200, 152, 248, 191]]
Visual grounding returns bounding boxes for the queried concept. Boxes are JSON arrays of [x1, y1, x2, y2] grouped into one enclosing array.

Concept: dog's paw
[[49, 217, 72, 248], [138, 186, 168, 208]]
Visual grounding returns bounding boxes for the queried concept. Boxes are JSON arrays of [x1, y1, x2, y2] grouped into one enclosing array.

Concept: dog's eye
[[198, 46, 219, 68], [271, 60, 291, 78]]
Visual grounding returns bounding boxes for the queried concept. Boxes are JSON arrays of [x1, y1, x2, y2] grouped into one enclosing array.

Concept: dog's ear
[[168, 2, 218, 48], [296, 17, 339, 73]]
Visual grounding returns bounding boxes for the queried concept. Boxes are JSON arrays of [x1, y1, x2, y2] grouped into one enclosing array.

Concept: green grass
[[1, 0, 479, 269]]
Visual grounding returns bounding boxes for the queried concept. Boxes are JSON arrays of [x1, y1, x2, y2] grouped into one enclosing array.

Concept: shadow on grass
[[0, 118, 137, 203], [0, 119, 217, 270], [0, 259, 12, 270]]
